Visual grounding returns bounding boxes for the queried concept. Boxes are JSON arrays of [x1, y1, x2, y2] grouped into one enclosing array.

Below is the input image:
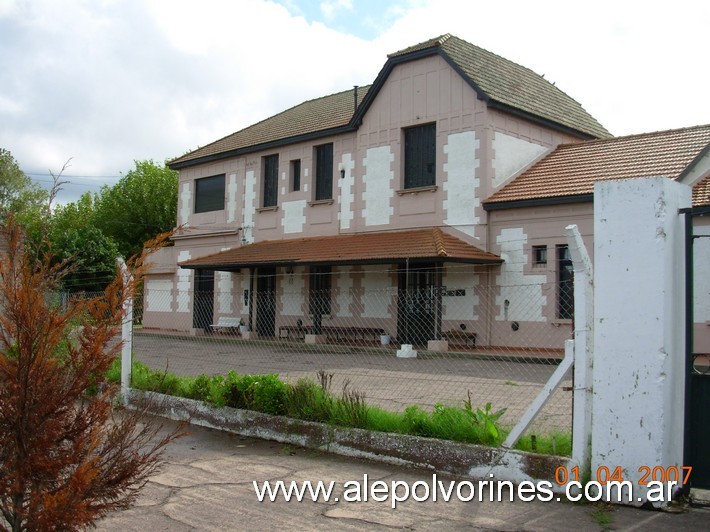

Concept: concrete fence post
[[592, 177, 690, 507], [116, 258, 133, 402], [565, 224, 594, 478]]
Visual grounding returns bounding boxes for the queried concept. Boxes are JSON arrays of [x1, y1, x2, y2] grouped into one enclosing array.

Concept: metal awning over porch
[[178, 227, 502, 270]]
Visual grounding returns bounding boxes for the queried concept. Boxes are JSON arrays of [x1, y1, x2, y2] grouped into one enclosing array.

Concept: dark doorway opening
[[193, 269, 214, 331], [256, 268, 277, 337]]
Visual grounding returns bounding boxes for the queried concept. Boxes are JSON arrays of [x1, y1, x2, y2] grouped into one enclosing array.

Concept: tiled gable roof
[[395, 34, 610, 139], [179, 228, 502, 269], [693, 175, 710, 207], [170, 34, 609, 168], [169, 86, 371, 167], [484, 124, 710, 207]]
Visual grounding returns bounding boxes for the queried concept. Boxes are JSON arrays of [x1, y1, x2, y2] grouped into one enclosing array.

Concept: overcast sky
[[1, 0, 708, 204]]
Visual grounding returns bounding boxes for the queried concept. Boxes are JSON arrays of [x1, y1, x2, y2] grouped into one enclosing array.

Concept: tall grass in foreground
[[108, 359, 571, 456]]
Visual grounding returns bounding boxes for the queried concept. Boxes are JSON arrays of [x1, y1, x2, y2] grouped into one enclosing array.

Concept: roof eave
[[169, 124, 357, 170], [483, 193, 594, 211], [677, 141, 710, 183], [180, 255, 503, 271], [485, 100, 602, 141]]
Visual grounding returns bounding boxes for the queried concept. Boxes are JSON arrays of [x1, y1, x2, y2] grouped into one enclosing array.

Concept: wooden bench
[[210, 317, 241, 332], [322, 326, 386, 342], [442, 330, 477, 347], [278, 325, 386, 342], [278, 325, 314, 340]]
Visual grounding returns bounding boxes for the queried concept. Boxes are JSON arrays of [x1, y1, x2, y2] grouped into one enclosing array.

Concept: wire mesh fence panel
[[135, 264, 575, 438]]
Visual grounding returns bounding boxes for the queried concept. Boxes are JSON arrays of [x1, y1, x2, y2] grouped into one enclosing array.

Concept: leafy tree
[[49, 193, 119, 292], [0, 148, 48, 225], [0, 216, 180, 530], [95, 160, 178, 259]]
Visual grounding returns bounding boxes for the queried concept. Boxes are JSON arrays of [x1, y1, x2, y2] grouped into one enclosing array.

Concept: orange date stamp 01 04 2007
[[553, 465, 693, 487]]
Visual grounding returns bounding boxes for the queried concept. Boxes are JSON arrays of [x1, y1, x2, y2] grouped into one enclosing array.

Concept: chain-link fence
[[133, 265, 574, 437]]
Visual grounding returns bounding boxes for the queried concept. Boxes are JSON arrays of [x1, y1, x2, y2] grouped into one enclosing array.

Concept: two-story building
[[142, 34, 709, 352]]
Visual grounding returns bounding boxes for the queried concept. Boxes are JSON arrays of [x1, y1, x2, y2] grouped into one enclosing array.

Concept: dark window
[[315, 143, 333, 200], [533, 245, 548, 265], [309, 266, 332, 316], [557, 245, 573, 319], [404, 123, 436, 189], [290, 159, 301, 191], [194, 174, 225, 213], [262, 154, 279, 207]]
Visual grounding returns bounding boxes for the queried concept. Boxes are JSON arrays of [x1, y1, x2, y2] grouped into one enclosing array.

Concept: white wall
[[362, 146, 394, 227], [592, 177, 690, 507], [494, 227, 547, 322], [145, 279, 173, 312], [443, 131, 479, 239], [176, 250, 192, 313], [361, 265, 392, 318], [280, 266, 305, 316], [492, 132, 548, 189]]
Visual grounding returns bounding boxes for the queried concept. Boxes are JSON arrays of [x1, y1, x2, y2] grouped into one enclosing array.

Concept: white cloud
[[0, 0, 708, 206], [320, 0, 353, 20]]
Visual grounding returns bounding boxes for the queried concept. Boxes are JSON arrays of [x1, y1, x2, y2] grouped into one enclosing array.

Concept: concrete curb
[[126, 390, 570, 490]]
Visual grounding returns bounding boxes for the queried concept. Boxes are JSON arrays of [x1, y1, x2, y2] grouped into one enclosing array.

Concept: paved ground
[[98, 417, 710, 531], [133, 331, 572, 433]]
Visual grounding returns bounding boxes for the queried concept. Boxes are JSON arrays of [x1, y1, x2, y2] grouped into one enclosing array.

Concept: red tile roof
[[484, 124, 710, 207], [179, 228, 502, 269], [170, 86, 371, 167], [409, 34, 610, 139], [693, 175, 710, 207]]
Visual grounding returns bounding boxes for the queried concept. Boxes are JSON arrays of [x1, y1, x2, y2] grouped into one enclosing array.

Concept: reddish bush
[[0, 217, 180, 531]]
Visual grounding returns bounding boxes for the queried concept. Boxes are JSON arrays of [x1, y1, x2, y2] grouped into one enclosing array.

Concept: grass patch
[[110, 360, 569, 455], [589, 505, 613, 529], [513, 432, 571, 456]]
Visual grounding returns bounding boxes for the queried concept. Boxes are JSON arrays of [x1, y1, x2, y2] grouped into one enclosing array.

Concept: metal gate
[[684, 206, 710, 490]]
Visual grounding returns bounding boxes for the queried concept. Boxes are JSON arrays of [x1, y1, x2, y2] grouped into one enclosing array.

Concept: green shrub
[[187, 374, 212, 402], [284, 378, 332, 422], [105, 357, 121, 383], [114, 361, 567, 456], [366, 406, 407, 434], [403, 405, 436, 437], [463, 393, 507, 445], [332, 380, 368, 428], [224, 372, 286, 415], [431, 403, 480, 442]]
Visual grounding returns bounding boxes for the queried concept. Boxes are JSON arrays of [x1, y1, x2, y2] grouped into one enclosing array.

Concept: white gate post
[[565, 224, 594, 477], [592, 177, 690, 507], [116, 258, 133, 403]]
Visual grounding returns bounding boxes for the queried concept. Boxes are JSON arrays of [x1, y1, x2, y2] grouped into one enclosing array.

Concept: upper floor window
[[290, 159, 301, 192], [404, 123, 436, 189], [194, 174, 225, 213], [262, 154, 279, 207], [314, 143, 333, 201]]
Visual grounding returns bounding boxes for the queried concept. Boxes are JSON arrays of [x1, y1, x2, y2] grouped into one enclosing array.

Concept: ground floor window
[[557, 245, 573, 319]]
